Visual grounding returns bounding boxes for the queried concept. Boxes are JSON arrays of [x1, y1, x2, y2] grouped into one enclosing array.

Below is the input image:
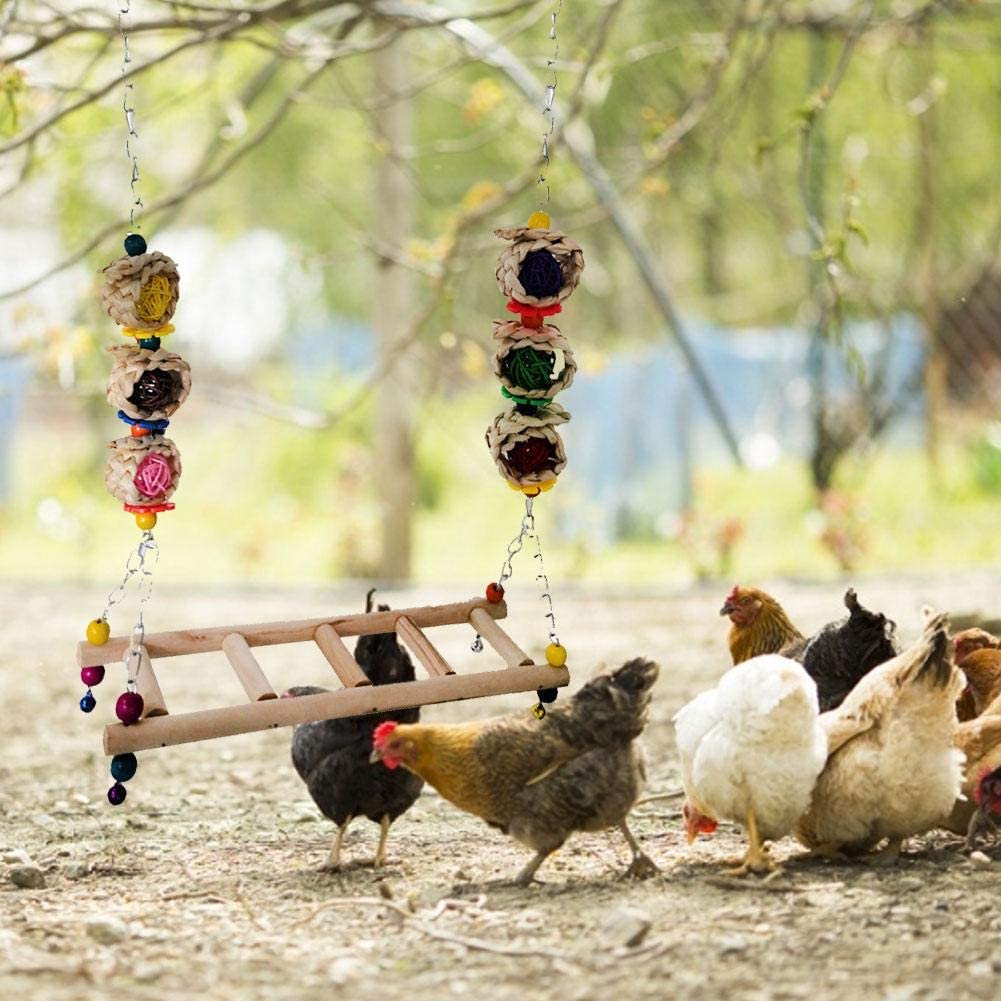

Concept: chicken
[[941, 694, 1001, 843], [673, 655, 827, 876], [795, 612, 964, 860], [961, 764, 1001, 850], [952, 627, 1001, 720], [369, 658, 660, 885], [721, 585, 899, 711], [284, 592, 424, 869], [720, 586, 804, 665]]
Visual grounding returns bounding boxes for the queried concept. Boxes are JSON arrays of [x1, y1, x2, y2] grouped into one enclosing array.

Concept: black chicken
[[284, 591, 424, 869], [797, 588, 900, 711]]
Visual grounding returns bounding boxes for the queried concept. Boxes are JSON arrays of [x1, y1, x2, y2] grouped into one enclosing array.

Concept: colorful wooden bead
[[79, 692, 97, 713], [531, 703, 546, 720], [110, 753, 138, 782], [124, 233, 147, 256], [81, 665, 105, 687], [131, 424, 152, 438], [135, 511, 157, 530], [545, 643, 567, 667], [527, 210, 551, 230], [115, 691, 144, 726], [86, 619, 111, 645], [537, 687, 558, 704], [107, 782, 127, 805], [485, 582, 505, 604]]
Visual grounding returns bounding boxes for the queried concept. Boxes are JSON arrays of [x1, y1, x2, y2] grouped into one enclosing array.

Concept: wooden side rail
[[396, 616, 453, 677], [313, 623, 372, 688], [468, 607, 533, 668], [221, 633, 278, 702], [135, 647, 169, 718], [77, 597, 506, 667], [104, 663, 571, 755]]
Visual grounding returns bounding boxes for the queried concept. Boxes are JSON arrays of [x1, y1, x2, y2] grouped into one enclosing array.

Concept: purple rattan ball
[[107, 782, 127, 806], [80, 665, 106, 687], [115, 691, 145, 726]]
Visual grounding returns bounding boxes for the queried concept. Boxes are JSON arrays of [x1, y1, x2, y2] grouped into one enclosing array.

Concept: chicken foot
[[868, 838, 904, 867], [322, 818, 352, 870], [513, 849, 552, 887], [725, 808, 776, 877], [619, 820, 659, 879], [373, 815, 391, 867], [966, 809, 1001, 851]]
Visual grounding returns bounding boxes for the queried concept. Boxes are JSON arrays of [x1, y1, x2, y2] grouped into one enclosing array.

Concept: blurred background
[[1, 0, 1000, 595]]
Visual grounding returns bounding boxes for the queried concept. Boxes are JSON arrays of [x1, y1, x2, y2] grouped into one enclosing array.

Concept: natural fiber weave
[[492, 325, 576, 400], [100, 251, 180, 330], [106, 344, 191, 420], [485, 403, 570, 488], [494, 226, 584, 307], [105, 436, 182, 507]]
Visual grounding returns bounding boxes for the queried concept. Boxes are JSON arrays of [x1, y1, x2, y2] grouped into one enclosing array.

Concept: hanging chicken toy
[[480, 209, 583, 718]]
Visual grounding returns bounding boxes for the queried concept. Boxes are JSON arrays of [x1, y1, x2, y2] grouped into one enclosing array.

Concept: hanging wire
[[119, 0, 143, 229], [530, 519, 560, 646], [537, 0, 564, 207], [100, 530, 159, 685]]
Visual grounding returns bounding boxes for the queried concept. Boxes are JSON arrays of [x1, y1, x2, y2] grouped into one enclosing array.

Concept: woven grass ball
[[100, 251, 180, 330], [492, 326, 576, 402], [494, 226, 584, 307], [486, 403, 569, 489], [106, 344, 191, 420], [105, 436, 182, 507]]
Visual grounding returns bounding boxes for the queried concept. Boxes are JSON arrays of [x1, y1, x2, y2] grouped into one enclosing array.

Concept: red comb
[[725, 585, 740, 602], [372, 720, 398, 748]]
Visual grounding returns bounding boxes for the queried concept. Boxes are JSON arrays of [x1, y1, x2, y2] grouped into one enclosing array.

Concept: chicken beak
[[368, 748, 383, 764], [719, 601, 735, 617]]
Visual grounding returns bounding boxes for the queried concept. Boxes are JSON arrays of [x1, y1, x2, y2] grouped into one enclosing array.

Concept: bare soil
[[2, 574, 1000, 1001]]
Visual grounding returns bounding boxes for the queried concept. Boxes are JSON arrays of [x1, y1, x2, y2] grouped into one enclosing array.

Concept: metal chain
[[537, 0, 563, 207], [100, 530, 158, 686], [119, 0, 143, 228], [530, 519, 560, 646]]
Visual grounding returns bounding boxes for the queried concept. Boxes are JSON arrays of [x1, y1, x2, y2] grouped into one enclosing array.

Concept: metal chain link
[[100, 530, 158, 687], [537, 0, 564, 207], [119, 0, 143, 228]]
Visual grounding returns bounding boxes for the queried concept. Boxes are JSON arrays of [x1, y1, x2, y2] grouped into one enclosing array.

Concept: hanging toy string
[[537, 0, 563, 208], [119, 0, 143, 230]]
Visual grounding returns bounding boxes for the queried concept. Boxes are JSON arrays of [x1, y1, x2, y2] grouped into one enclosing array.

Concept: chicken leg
[[373, 815, 391, 867], [513, 849, 552, 886], [323, 818, 352, 870], [726, 808, 776, 877], [619, 820, 659, 879]]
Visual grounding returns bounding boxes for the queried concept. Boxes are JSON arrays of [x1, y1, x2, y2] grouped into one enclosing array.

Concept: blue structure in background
[[0, 354, 31, 506]]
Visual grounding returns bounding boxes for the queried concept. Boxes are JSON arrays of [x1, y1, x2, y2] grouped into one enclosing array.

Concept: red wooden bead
[[131, 424, 151, 437], [486, 582, 505, 604], [522, 314, 544, 330]]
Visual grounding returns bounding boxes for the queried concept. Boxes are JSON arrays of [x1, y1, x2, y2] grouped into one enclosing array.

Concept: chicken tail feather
[[549, 657, 660, 751], [903, 612, 953, 691]]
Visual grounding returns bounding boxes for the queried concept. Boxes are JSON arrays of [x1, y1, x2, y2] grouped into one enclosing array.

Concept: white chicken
[[795, 611, 964, 859], [673, 654, 828, 875]]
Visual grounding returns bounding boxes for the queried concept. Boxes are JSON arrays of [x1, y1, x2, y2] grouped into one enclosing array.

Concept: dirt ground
[[2, 573, 1001, 1001]]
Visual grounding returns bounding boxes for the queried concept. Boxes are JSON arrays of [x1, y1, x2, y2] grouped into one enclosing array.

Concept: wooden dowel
[[78, 597, 507, 667], [395, 616, 454, 677], [221, 633, 277, 702], [104, 664, 569, 755], [314, 623, 372, 688], [469, 607, 533, 668], [135, 647, 169, 718]]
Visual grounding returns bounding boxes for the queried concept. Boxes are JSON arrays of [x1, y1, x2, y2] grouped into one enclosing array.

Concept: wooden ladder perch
[[76, 598, 569, 756]]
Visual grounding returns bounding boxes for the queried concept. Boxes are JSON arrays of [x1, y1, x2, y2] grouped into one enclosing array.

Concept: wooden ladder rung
[[314, 623, 372, 688], [135, 646, 169, 718], [469, 607, 533, 667], [396, 616, 454, 677], [221, 633, 278, 702]]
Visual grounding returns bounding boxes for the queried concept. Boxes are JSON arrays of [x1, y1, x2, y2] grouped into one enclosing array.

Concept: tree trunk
[[372, 35, 416, 581]]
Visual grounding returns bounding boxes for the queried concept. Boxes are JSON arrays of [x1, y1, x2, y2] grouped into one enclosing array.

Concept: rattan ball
[[106, 344, 191, 420], [100, 251, 180, 330], [485, 403, 569, 489], [104, 436, 182, 507]]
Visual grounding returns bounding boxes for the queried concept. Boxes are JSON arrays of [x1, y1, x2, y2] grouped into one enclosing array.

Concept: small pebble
[[600, 905, 652, 949], [8, 865, 45, 889], [969, 960, 992, 978], [71, 793, 90, 806], [86, 917, 129, 944], [715, 933, 749, 955], [969, 850, 991, 866], [3, 848, 32, 865], [64, 861, 90, 879]]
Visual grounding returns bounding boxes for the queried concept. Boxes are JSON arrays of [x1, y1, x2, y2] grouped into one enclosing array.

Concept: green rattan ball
[[502, 347, 555, 392]]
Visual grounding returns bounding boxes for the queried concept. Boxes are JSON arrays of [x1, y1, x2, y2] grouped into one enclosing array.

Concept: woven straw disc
[[105, 436, 182, 506], [106, 344, 192, 420], [485, 403, 570, 488], [492, 326, 576, 400], [100, 251, 180, 330], [494, 226, 584, 308]]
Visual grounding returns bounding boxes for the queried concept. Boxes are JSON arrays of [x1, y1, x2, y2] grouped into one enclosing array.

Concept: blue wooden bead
[[138, 337, 161, 351], [110, 753, 138, 782], [80, 691, 96, 713], [124, 233, 147, 256]]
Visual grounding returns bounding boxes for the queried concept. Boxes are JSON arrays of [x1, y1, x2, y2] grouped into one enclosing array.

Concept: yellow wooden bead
[[86, 619, 111, 646], [527, 210, 551, 230], [135, 511, 157, 530], [531, 703, 546, 720], [545, 643, 567, 667]]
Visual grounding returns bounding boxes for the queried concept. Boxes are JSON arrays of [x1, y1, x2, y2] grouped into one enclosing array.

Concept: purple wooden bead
[[107, 782, 127, 806], [115, 691, 144, 726], [80, 665, 106, 687]]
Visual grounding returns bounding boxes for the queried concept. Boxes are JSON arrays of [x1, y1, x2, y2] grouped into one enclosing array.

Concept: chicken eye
[[740, 596, 752, 605]]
